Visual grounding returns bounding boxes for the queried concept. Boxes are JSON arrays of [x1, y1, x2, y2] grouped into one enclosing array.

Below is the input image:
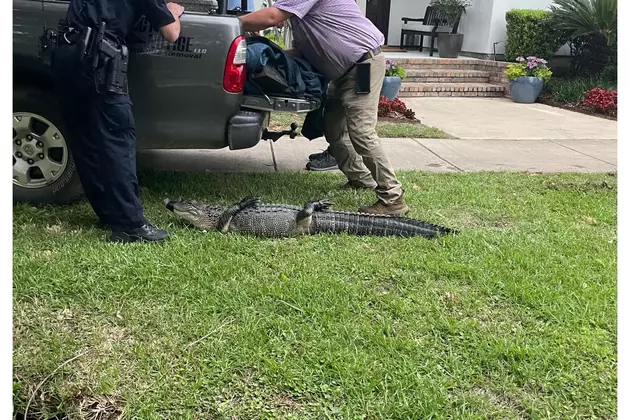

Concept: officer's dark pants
[[51, 44, 146, 232]]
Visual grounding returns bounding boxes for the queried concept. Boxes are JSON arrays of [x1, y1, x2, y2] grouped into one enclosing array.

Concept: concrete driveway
[[402, 97, 617, 140], [137, 97, 617, 174]]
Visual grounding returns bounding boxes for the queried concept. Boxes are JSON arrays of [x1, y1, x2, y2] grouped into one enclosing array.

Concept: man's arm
[[159, 3, 184, 42], [142, 0, 184, 43], [239, 7, 293, 32]]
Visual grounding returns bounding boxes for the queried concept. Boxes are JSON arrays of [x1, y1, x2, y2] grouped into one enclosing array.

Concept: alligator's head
[[163, 198, 223, 230]]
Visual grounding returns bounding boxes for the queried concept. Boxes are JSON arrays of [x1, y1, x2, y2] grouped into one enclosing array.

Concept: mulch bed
[[537, 95, 617, 121]]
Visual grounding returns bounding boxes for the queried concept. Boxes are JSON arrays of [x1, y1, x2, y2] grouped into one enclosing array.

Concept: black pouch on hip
[[355, 62, 371, 94]]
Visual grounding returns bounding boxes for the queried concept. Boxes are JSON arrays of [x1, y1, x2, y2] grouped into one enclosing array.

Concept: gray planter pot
[[509, 76, 544, 104], [437, 33, 464, 58], [380, 76, 402, 100]]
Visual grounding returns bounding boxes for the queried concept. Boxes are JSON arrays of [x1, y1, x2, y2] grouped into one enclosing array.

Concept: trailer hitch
[[261, 122, 299, 142]]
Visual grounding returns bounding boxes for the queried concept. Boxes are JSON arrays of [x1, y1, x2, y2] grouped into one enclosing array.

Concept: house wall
[[357, 0, 367, 14], [458, 0, 494, 54], [382, 0, 570, 57], [256, 0, 571, 57]]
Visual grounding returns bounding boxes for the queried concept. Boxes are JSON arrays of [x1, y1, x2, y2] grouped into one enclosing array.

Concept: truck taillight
[[223, 36, 247, 93]]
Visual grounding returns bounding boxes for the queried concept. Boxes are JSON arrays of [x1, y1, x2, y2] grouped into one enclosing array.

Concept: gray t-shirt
[[274, 0, 385, 80]]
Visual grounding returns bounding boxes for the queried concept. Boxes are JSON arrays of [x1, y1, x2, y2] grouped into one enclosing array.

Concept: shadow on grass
[[13, 171, 371, 233]]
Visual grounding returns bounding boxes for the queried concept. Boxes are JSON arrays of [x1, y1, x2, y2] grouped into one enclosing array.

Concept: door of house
[[365, 0, 391, 44]]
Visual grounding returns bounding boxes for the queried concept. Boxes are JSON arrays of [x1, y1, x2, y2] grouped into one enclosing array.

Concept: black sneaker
[[308, 149, 330, 161], [306, 149, 338, 171], [111, 223, 170, 243]]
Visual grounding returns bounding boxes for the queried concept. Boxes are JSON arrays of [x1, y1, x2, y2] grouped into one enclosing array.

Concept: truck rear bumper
[[227, 109, 269, 150], [227, 96, 320, 150]]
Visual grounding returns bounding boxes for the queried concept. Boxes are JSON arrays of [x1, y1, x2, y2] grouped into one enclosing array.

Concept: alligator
[[163, 196, 456, 239]]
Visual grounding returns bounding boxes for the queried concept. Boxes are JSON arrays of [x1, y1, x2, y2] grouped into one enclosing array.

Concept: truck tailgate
[[242, 95, 320, 113], [127, 12, 244, 149]]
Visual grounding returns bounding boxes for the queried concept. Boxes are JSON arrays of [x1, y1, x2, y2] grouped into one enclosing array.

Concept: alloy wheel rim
[[13, 112, 69, 189]]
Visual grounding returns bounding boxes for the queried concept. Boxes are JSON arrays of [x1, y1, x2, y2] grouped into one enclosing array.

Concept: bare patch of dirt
[[45, 224, 64, 235], [472, 387, 528, 419], [546, 180, 616, 192], [582, 216, 599, 226], [73, 393, 125, 420]]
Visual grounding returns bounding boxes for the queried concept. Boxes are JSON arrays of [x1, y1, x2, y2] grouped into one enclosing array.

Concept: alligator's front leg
[[295, 199, 333, 235], [217, 197, 261, 233]]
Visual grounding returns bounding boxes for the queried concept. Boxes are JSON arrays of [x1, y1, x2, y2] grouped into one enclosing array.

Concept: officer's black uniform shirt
[[66, 0, 176, 45]]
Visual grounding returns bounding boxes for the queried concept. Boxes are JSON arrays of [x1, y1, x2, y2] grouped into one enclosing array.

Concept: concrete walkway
[[138, 136, 617, 174], [137, 98, 617, 174]]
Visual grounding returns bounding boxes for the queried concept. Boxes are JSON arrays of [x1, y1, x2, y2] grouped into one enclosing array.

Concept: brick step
[[399, 82, 505, 97], [395, 58, 487, 71], [405, 69, 490, 83], [394, 58, 509, 73]]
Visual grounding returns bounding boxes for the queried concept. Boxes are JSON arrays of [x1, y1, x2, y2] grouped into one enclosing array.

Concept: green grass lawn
[[13, 171, 617, 419], [268, 112, 454, 139]]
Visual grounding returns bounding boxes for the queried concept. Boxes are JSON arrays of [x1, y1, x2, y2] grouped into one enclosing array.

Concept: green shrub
[[601, 63, 617, 83], [504, 9, 569, 62], [542, 76, 617, 103], [263, 32, 286, 49], [550, 0, 617, 46], [550, 0, 617, 79]]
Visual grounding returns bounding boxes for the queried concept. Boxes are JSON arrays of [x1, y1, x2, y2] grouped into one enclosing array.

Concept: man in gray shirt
[[240, 0, 408, 215]]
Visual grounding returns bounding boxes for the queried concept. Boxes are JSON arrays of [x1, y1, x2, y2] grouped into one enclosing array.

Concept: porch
[[358, 0, 569, 59]]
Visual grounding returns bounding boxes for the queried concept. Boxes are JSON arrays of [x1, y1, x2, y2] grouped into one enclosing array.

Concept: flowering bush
[[385, 60, 407, 79], [378, 96, 415, 120], [583, 88, 617, 116], [505, 56, 553, 82]]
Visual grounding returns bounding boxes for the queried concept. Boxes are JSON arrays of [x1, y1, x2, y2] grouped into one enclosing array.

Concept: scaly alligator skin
[[164, 197, 456, 239]]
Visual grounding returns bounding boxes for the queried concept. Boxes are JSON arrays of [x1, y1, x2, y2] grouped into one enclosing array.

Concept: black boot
[[111, 223, 170, 243]]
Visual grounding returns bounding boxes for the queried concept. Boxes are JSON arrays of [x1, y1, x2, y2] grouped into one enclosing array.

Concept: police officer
[[51, 0, 184, 242]]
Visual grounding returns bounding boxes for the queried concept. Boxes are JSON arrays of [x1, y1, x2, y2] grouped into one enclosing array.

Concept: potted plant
[[505, 56, 553, 103], [430, 0, 471, 58], [380, 60, 407, 100]]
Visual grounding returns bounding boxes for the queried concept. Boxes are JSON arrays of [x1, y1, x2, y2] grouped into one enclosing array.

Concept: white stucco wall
[[357, 0, 367, 14], [458, 0, 494, 54], [386, 0, 432, 46]]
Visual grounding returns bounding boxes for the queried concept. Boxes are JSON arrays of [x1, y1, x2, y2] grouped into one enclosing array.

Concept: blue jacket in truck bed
[[245, 36, 328, 140]]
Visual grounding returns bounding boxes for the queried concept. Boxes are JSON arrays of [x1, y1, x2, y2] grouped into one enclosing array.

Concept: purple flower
[[527, 61, 538, 69], [516, 56, 525, 62]]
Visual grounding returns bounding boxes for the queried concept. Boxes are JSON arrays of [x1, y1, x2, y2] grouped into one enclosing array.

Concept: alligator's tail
[[314, 212, 456, 238]]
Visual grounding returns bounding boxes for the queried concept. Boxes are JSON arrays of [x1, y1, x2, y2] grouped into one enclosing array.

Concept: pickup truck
[[13, 0, 317, 205]]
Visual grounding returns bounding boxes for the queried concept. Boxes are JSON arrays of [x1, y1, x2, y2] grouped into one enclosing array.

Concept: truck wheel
[[13, 87, 83, 205]]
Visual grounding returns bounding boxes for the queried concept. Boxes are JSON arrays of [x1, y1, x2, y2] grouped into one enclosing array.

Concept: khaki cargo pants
[[323, 52, 404, 204]]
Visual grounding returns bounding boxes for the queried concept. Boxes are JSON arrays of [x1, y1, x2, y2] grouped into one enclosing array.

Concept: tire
[[13, 86, 83, 205]]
